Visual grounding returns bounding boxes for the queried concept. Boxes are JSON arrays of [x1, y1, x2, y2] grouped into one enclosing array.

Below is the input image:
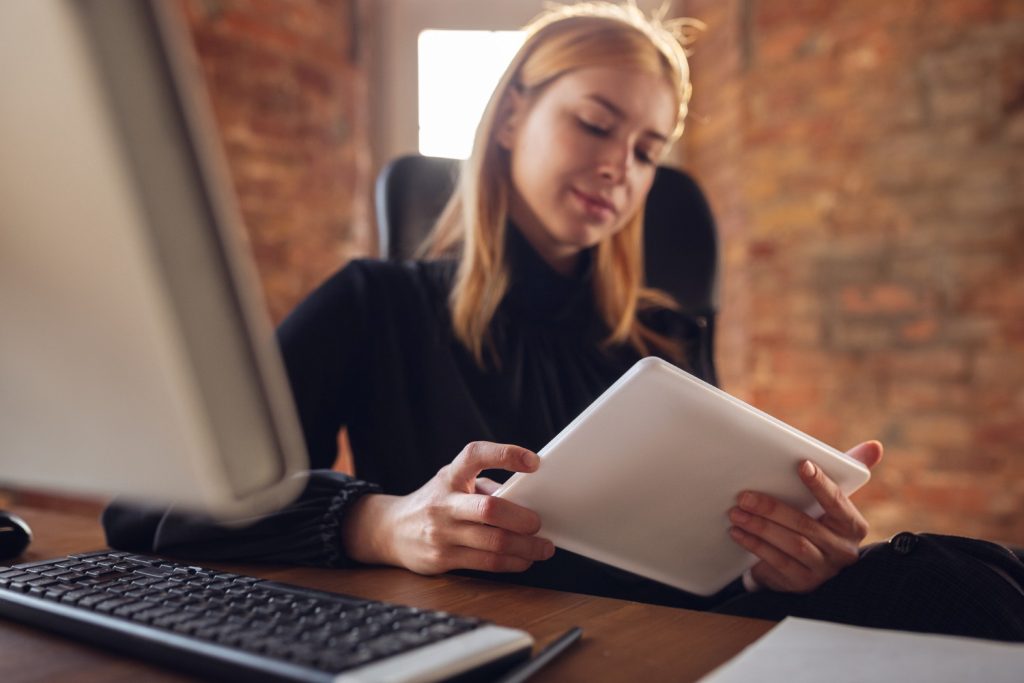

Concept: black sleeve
[[102, 472, 381, 567], [102, 263, 383, 567]]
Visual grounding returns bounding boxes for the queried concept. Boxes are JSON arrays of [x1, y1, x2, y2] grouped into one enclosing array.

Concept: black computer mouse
[[0, 510, 32, 561]]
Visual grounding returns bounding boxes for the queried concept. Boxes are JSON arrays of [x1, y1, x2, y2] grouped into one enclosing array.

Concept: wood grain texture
[[0, 507, 775, 682]]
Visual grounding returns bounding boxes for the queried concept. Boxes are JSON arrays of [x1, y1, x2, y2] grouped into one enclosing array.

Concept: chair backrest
[[374, 154, 719, 383]]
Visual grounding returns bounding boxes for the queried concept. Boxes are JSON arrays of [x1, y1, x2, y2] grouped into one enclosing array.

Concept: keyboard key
[[152, 612, 193, 629], [43, 586, 76, 601], [0, 571, 34, 587], [136, 566, 174, 579], [40, 568, 75, 579], [131, 606, 177, 623], [94, 597, 135, 613], [13, 558, 68, 572]]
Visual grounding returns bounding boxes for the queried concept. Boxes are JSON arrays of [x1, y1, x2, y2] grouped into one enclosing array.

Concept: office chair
[[374, 154, 720, 384]]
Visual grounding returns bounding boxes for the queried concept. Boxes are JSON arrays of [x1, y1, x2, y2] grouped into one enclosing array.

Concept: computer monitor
[[0, 0, 308, 517]]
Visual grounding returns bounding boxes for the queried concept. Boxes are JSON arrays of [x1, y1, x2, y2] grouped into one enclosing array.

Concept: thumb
[[448, 442, 539, 486], [845, 440, 883, 470]]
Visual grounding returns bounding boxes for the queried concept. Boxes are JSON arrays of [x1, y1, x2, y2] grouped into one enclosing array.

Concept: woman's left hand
[[727, 440, 884, 593]]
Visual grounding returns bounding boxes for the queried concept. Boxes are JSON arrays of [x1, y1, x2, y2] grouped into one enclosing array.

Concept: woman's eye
[[578, 119, 610, 136], [635, 149, 655, 165]]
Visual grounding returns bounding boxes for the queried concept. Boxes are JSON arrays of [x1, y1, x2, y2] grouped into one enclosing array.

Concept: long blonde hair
[[424, 2, 702, 367]]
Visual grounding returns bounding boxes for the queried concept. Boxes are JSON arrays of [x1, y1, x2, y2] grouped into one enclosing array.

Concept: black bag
[[712, 532, 1024, 642]]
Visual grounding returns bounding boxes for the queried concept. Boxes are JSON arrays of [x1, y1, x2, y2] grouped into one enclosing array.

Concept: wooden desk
[[0, 507, 775, 682]]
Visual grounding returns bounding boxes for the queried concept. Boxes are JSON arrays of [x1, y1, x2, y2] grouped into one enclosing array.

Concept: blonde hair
[[424, 2, 702, 367]]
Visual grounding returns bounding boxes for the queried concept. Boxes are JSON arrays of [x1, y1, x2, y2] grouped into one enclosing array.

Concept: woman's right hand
[[341, 442, 555, 575]]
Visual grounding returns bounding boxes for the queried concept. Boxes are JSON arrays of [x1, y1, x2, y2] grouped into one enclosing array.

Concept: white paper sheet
[[700, 617, 1024, 683]]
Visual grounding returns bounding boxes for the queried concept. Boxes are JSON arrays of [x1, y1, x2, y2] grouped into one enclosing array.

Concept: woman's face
[[498, 65, 677, 275]]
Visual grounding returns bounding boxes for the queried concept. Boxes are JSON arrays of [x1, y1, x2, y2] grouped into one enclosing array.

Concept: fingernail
[[739, 492, 757, 509], [729, 527, 745, 540], [545, 542, 555, 559], [801, 460, 816, 477], [523, 451, 540, 469]]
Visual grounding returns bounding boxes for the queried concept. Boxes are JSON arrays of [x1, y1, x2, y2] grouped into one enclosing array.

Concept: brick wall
[[681, 0, 1024, 544], [178, 0, 374, 324]]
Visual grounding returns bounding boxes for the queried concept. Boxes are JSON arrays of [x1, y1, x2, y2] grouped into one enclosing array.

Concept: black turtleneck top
[[102, 227, 731, 610]]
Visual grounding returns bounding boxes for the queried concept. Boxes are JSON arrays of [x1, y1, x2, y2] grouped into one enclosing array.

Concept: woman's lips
[[571, 188, 616, 218]]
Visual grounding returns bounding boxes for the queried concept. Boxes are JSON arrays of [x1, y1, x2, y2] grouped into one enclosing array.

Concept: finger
[[448, 442, 539, 486], [474, 477, 502, 495], [729, 526, 815, 591], [796, 461, 869, 540], [728, 507, 828, 574], [445, 546, 534, 574], [735, 488, 844, 552], [450, 492, 543, 535], [451, 522, 555, 562], [845, 440, 884, 470], [748, 560, 794, 594]]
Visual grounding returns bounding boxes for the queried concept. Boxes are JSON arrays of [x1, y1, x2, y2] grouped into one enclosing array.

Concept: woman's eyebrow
[[585, 94, 670, 142]]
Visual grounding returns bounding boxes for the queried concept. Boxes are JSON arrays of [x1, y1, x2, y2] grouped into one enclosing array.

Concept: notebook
[[698, 617, 1024, 683], [493, 357, 870, 595]]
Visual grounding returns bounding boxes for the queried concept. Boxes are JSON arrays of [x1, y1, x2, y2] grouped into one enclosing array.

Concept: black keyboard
[[0, 551, 532, 682]]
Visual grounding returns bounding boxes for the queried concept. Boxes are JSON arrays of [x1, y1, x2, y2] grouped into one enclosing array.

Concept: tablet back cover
[[494, 357, 870, 596]]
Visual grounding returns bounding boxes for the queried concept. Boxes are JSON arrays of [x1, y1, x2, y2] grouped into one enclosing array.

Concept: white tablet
[[493, 357, 870, 596]]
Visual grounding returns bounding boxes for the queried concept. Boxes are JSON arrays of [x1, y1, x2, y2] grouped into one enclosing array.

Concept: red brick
[[903, 415, 974, 449], [900, 318, 940, 343], [934, 0, 1002, 24], [887, 380, 971, 411], [840, 283, 920, 314], [828, 319, 898, 350], [901, 479, 997, 515], [882, 349, 969, 379], [975, 418, 1024, 449], [973, 350, 1024, 385]]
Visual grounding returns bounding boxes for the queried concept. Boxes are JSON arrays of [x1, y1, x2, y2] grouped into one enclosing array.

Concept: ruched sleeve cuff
[[101, 471, 382, 568]]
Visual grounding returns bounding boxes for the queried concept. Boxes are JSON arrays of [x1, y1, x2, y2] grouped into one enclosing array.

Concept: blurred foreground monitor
[[0, 0, 309, 518]]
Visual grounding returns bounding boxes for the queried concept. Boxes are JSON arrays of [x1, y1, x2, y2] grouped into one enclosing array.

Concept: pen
[[495, 626, 583, 683]]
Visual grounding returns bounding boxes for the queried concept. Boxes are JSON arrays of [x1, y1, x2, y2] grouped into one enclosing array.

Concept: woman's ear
[[495, 87, 525, 151]]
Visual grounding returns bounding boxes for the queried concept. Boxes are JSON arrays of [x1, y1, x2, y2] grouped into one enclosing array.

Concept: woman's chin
[[562, 221, 620, 249]]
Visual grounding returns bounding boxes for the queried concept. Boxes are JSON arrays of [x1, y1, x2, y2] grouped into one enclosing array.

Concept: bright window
[[417, 30, 525, 159]]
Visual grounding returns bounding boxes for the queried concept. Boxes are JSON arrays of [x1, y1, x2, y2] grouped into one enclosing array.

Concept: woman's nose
[[596, 141, 631, 182]]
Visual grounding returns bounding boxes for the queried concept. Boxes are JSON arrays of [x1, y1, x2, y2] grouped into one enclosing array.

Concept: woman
[[105, 2, 1024, 636], [327, 2, 880, 596]]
